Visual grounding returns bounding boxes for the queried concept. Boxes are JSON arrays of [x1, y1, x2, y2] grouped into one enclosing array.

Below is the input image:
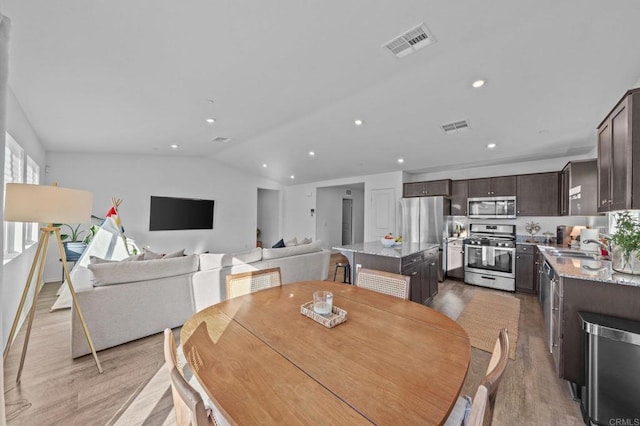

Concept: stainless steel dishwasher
[[579, 311, 640, 425]]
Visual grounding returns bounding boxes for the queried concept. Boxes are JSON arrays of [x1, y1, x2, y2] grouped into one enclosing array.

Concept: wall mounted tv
[[149, 196, 215, 231]]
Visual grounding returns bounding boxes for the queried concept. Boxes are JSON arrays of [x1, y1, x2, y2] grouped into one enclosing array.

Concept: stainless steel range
[[464, 223, 516, 291]]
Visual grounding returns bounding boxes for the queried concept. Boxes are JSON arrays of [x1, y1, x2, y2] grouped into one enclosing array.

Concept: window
[[4, 133, 24, 256], [25, 155, 40, 244]]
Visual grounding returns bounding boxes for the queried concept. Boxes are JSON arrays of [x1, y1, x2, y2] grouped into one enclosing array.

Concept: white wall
[[43, 152, 281, 281], [257, 188, 280, 248], [315, 187, 345, 250], [351, 188, 365, 243], [283, 171, 403, 245], [406, 153, 597, 182], [451, 215, 608, 241], [2, 88, 47, 351]]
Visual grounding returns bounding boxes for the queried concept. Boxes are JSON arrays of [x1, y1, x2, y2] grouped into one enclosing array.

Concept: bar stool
[[333, 262, 351, 284]]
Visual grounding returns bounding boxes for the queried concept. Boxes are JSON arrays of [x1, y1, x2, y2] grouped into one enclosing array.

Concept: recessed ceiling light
[[170, 144, 179, 149], [487, 143, 497, 149], [290, 175, 295, 179], [397, 158, 404, 164], [206, 118, 216, 123], [354, 119, 363, 126], [472, 79, 486, 88], [309, 151, 315, 157], [262, 163, 268, 168]]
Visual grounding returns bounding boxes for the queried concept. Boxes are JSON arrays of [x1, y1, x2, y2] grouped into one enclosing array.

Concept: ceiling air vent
[[212, 136, 232, 143], [382, 23, 437, 58], [441, 120, 470, 134]]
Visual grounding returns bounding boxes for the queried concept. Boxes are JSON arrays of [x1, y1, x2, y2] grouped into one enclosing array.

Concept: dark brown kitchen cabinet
[[515, 244, 538, 294], [467, 176, 516, 197], [561, 159, 598, 216], [516, 172, 559, 216], [450, 180, 468, 215], [354, 248, 438, 305], [552, 276, 640, 385], [560, 164, 570, 215], [403, 180, 451, 197], [597, 88, 640, 212]]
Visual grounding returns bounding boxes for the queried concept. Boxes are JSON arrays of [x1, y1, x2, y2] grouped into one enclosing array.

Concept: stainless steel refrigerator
[[400, 197, 451, 281]]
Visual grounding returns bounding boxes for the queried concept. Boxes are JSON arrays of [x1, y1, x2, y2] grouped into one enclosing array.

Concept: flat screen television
[[149, 196, 215, 231]]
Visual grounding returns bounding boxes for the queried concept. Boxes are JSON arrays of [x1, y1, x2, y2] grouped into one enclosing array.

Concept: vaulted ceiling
[[4, 1, 640, 184]]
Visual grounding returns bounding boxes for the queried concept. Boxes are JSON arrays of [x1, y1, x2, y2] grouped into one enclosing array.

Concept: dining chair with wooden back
[[164, 329, 235, 426], [164, 329, 212, 425], [225, 267, 282, 299], [355, 268, 411, 300], [444, 328, 510, 426]]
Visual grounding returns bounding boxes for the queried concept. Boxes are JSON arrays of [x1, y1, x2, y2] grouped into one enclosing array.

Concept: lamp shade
[[4, 183, 92, 223]]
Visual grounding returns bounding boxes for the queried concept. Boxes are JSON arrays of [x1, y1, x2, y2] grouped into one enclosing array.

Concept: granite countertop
[[333, 241, 439, 259], [537, 246, 640, 288]]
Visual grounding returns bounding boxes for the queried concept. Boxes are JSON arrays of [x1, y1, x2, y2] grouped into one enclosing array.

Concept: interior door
[[370, 188, 396, 239], [341, 198, 353, 245]]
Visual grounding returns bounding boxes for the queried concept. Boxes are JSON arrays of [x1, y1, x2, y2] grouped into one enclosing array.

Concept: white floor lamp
[[3, 183, 103, 382]]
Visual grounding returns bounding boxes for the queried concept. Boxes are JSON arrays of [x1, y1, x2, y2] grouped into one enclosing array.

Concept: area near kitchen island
[[333, 242, 440, 305], [536, 246, 640, 389]]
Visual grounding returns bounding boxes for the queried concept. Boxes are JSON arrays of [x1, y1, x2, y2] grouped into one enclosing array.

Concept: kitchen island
[[333, 242, 440, 305], [536, 246, 640, 390]]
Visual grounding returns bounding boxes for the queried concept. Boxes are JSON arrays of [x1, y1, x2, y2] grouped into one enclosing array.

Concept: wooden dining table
[[181, 280, 470, 425]]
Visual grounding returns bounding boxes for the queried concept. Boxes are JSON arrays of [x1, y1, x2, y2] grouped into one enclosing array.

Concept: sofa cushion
[[262, 240, 322, 260], [88, 254, 199, 286], [199, 248, 262, 271]]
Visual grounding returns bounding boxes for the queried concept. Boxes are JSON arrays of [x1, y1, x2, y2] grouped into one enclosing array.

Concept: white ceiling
[[4, 0, 640, 185]]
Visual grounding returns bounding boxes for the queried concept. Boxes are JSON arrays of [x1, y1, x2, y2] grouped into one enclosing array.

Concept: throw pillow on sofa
[[285, 237, 298, 247], [272, 239, 285, 248], [163, 248, 186, 258], [142, 248, 164, 260]]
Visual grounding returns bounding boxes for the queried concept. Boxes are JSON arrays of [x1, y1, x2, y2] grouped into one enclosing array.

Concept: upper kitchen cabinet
[[450, 180, 468, 215], [403, 179, 451, 198], [516, 172, 559, 216], [562, 159, 598, 216], [597, 89, 640, 212], [467, 176, 516, 197]]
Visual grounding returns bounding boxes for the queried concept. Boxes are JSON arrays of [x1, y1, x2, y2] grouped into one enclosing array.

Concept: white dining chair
[[355, 268, 411, 300], [225, 267, 282, 299], [444, 328, 510, 426], [164, 329, 235, 426]]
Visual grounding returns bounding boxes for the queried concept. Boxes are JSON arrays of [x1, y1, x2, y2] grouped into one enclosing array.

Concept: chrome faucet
[[582, 239, 611, 254]]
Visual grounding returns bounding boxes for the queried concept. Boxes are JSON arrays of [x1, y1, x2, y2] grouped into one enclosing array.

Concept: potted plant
[[56, 223, 98, 261], [256, 228, 263, 248], [608, 211, 640, 275]]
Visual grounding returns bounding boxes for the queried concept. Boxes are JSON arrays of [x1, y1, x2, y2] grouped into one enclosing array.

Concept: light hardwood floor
[[4, 259, 584, 425]]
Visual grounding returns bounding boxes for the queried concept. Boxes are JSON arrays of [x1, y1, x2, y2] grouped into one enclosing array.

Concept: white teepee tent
[[50, 215, 139, 311]]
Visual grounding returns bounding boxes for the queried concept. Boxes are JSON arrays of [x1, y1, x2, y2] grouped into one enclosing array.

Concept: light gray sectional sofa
[[71, 241, 330, 358]]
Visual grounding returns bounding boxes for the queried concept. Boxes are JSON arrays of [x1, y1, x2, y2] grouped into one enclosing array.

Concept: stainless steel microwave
[[467, 196, 517, 219]]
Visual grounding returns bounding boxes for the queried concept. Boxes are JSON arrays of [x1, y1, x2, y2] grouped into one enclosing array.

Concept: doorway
[[315, 184, 364, 250], [341, 198, 353, 245], [257, 188, 280, 248]]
